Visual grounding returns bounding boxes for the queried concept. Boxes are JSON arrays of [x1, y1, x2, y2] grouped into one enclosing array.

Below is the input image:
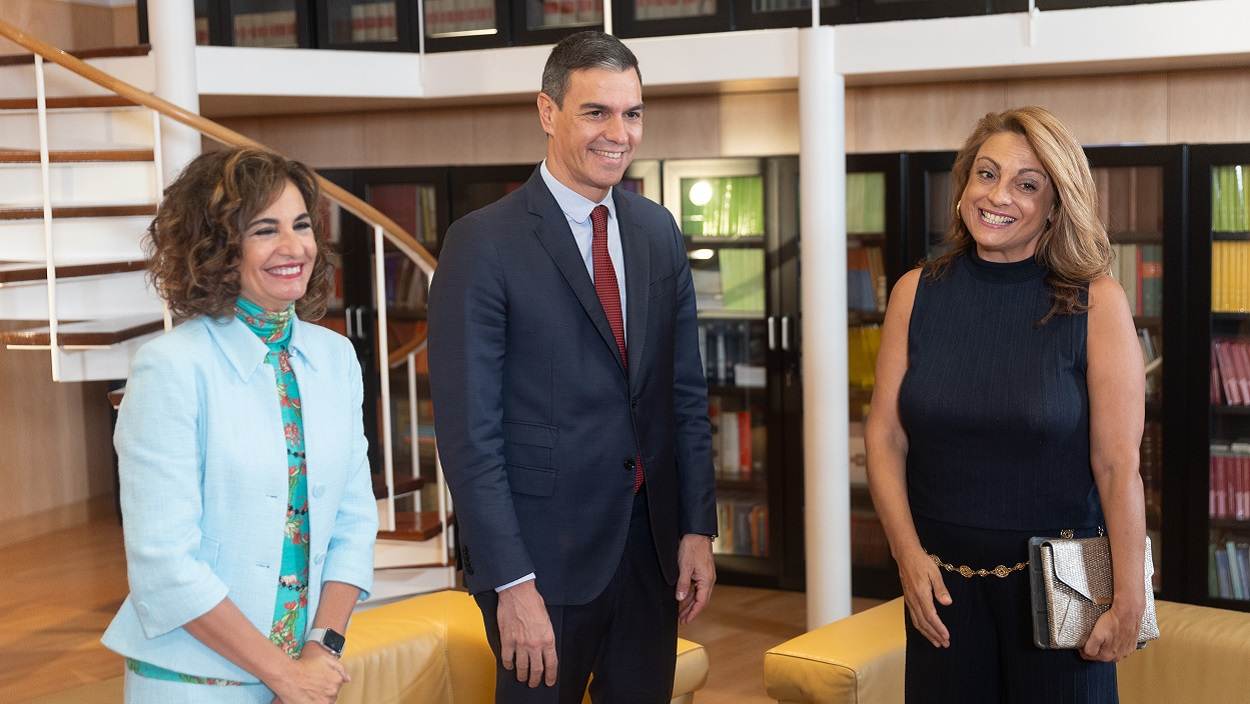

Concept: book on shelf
[[383, 251, 429, 311], [428, 0, 498, 36], [848, 421, 867, 487], [234, 10, 298, 48], [195, 16, 211, 44], [1094, 166, 1163, 236], [1212, 339, 1250, 406], [1142, 421, 1162, 526], [1139, 328, 1161, 401], [713, 499, 769, 557], [719, 248, 765, 312], [699, 320, 763, 386], [848, 324, 881, 390], [681, 176, 764, 238], [1210, 443, 1250, 521], [1109, 243, 1162, 317], [846, 171, 886, 234], [1212, 165, 1250, 233], [709, 396, 760, 481], [847, 245, 886, 313], [1212, 241, 1250, 313], [1211, 541, 1250, 600], [636, 0, 714, 20]]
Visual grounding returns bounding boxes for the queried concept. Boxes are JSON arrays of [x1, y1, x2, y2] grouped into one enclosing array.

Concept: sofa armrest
[[1117, 600, 1250, 704], [764, 598, 906, 704]]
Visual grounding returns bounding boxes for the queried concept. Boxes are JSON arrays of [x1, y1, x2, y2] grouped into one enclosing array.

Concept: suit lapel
[[525, 170, 624, 373], [616, 190, 650, 392]]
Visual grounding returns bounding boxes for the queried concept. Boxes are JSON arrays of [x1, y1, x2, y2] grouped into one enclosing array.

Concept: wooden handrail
[[389, 333, 428, 368], [0, 19, 437, 276]]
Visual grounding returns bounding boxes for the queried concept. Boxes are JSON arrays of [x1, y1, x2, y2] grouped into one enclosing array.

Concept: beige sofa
[[763, 597, 1250, 704], [31, 589, 709, 704]]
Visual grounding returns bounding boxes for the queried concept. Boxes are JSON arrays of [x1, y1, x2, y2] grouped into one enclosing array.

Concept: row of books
[[383, 251, 429, 310], [1139, 328, 1161, 402], [1093, 166, 1164, 236], [697, 321, 765, 386], [368, 184, 441, 249], [709, 398, 764, 480], [233, 11, 299, 47], [1211, 540, 1250, 601], [427, 0, 497, 35], [635, 0, 713, 19], [532, 1, 603, 27], [335, 2, 400, 43], [1211, 443, 1250, 520], [1213, 339, 1250, 406], [1212, 241, 1250, 313], [713, 500, 769, 557], [1211, 165, 1250, 233], [1109, 243, 1163, 318], [754, 0, 831, 11], [847, 172, 886, 234], [848, 245, 887, 313], [680, 176, 765, 238], [692, 249, 766, 313], [848, 324, 881, 390]]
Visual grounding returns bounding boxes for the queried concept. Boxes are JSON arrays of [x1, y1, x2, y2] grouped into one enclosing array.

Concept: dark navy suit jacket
[[428, 168, 717, 606]]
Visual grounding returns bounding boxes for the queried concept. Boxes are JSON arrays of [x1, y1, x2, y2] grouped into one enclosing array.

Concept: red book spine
[[1210, 456, 1217, 517], [738, 411, 751, 480], [1216, 456, 1227, 519]]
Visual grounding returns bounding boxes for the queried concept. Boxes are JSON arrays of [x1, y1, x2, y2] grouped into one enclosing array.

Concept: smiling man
[[428, 31, 718, 704]]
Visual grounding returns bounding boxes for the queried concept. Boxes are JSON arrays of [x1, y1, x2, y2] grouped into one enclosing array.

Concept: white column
[[799, 25, 851, 631], [147, 1, 201, 186]]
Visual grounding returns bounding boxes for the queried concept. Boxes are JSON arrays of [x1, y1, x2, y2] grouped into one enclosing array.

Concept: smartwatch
[[306, 627, 346, 658]]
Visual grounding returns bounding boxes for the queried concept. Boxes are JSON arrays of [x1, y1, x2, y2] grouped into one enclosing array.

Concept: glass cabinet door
[[731, 0, 855, 30], [846, 153, 905, 598], [423, 0, 508, 52], [512, 0, 603, 46], [614, 0, 731, 38], [856, 0, 989, 22], [315, 0, 413, 50], [663, 159, 776, 580], [225, 0, 309, 48], [1092, 161, 1168, 593], [1204, 159, 1250, 605]]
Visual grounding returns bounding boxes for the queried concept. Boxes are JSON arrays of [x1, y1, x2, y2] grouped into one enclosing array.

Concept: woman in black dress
[[866, 106, 1147, 703]]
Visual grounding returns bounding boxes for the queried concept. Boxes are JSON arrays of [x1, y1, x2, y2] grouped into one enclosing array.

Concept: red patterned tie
[[591, 205, 644, 493]]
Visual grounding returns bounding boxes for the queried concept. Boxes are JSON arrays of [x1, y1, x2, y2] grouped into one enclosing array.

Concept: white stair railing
[[33, 54, 59, 381]]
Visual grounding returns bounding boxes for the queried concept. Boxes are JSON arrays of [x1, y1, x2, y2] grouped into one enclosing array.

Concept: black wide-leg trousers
[[905, 516, 1119, 704], [475, 489, 678, 704]]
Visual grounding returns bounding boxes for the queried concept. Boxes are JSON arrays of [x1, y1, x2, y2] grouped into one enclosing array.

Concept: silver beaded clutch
[[1027, 535, 1159, 650]]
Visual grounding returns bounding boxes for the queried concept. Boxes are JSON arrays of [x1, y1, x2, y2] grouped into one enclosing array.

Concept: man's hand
[[497, 580, 558, 688], [676, 533, 716, 624]]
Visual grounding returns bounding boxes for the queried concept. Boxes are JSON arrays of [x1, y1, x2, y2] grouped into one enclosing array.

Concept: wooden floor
[[2, 517, 881, 703]]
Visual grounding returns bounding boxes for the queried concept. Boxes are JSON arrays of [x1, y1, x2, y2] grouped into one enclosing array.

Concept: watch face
[[323, 628, 346, 654]]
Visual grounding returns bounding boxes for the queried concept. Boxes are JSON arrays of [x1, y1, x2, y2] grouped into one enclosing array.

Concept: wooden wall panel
[[1005, 72, 1169, 146], [1167, 68, 1250, 145], [845, 81, 1007, 153], [0, 0, 132, 56], [0, 332, 115, 546], [719, 91, 799, 157]]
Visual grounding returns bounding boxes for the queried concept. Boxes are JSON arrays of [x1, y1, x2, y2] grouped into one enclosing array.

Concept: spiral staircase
[[0, 20, 454, 604]]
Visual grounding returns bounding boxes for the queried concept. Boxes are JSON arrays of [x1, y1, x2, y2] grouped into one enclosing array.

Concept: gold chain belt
[[925, 530, 1078, 579]]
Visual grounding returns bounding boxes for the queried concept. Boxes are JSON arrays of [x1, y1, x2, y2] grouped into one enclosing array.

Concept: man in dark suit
[[428, 30, 718, 704]]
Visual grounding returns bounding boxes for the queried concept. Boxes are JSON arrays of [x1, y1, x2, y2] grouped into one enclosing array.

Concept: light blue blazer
[[101, 315, 377, 682]]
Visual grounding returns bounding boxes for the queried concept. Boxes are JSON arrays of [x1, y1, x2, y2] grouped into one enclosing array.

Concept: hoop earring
[[955, 199, 961, 214]]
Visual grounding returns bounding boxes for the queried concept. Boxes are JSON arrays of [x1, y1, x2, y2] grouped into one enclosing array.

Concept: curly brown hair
[[145, 147, 334, 321], [926, 106, 1113, 324]]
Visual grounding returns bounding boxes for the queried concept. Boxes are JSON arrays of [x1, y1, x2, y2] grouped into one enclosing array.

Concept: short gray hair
[[541, 31, 641, 107]]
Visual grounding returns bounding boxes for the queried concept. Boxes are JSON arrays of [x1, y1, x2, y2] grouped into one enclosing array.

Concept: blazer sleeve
[[667, 215, 719, 536], [428, 218, 535, 591], [114, 341, 230, 639], [320, 344, 378, 599]]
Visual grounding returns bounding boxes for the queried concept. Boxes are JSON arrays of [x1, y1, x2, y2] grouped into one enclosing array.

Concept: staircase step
[[0, 259, 147, 284], [0, 45, 152, 68], [0, 95, 139, 111], [2, 315, 163, 347], [0, 148, 154, 164], [0, 204, 156, 220], [377, 511, 455, 542], [373, 475, 426, 500]]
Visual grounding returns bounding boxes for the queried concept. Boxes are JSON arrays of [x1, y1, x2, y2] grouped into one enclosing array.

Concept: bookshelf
[[1188, 145, 1250, 610], [613, 0, 733, 39], [511, 0, 604, 47], [422, 0, 510, 52], [314, 0, 415, 50], [845, 153, 907, 599], [730, 0, 855, 30]]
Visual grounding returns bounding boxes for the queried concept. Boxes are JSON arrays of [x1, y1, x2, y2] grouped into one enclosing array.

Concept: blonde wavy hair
[[927, 106, 1112, 323]]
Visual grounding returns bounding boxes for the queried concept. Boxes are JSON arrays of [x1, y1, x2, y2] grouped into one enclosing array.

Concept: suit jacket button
[[624, 458, 635, 471]]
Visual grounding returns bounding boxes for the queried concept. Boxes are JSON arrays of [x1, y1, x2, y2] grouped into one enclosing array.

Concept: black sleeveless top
[[897, 249, 1103, 531]]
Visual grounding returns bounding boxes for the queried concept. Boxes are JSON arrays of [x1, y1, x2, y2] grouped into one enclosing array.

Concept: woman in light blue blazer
[[102, 148, 377, 704]]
